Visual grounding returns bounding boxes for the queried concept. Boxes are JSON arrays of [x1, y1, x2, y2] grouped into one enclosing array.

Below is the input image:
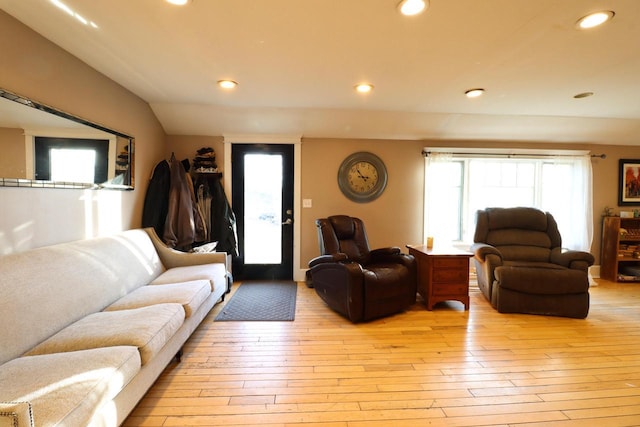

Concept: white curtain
[[423, 152, 454, 243], [546, 155, 593, 252]]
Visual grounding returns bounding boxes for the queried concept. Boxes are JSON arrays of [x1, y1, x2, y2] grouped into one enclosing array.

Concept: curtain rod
[[422, 150, 606, 159]]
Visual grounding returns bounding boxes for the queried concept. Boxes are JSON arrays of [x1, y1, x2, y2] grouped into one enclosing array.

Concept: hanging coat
[[210, 177, 238, 256], [163, 156, 195, 250], [195, 176, 213, 239], [185, 171, 207, 243], [141, 160, 170, 238]]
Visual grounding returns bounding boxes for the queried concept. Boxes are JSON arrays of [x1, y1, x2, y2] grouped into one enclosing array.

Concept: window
[[50, 148, 97, 183], [424, 151, 593, 251], [34, 137, 109, 184], [243, 153, 283, 264]]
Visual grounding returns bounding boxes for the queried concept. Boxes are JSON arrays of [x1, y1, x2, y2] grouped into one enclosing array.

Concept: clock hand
[[356, 168, 369, 181]]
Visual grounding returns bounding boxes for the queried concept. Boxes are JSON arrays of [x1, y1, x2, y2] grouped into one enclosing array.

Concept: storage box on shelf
[[601, 216, 640, 282]]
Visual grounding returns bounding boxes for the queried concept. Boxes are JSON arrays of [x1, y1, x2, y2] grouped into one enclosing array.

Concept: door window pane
[[243, 154, 282, 264]]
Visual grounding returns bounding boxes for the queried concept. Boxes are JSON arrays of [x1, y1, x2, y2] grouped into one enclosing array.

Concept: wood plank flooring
[[124, 279, 640, 426]]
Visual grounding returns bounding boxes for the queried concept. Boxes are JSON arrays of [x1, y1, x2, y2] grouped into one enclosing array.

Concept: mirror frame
[[0, 88, 134, 190]]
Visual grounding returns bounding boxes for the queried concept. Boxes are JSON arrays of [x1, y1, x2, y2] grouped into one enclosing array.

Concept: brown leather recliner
[[471, 207, 594, 318], [308, 215, 417, 322]]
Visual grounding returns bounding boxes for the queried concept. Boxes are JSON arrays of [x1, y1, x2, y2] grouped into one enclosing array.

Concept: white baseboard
[[589, 265, 600, 286], [295, 268, 308, 282]]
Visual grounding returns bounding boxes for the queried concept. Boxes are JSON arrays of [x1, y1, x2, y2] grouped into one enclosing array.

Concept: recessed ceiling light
[[465, 88, 485, 98], [574, 92, 594, 99], [217, 80, 238, 89], [576, 11, 614, 29], [166, 0, 191, 5], [355, 83, 374, 94], [397, 0, 428, 16]]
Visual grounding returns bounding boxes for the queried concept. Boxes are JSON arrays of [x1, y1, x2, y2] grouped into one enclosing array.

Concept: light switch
[[303, 199, 312, 208]]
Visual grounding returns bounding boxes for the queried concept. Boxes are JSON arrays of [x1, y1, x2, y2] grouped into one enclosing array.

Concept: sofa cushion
[[25, 304, 184, 365], [104, 280, 211, 318], [503, 260, 566, 270], [495, 265, 590, 295], [0, 229, 165, 366], [150, 263, 226, 293], [0, 346, 140, 427]]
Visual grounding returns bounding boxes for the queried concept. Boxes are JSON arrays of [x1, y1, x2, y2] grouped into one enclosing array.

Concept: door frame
[[223, 135, 303, 281]]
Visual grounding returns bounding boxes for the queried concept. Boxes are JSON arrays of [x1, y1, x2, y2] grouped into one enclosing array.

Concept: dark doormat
[[214, 281, 297, 321]]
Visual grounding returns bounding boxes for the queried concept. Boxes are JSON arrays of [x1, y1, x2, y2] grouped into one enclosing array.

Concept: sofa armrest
[[471, 242, 503, 263], [0, 401, 34, 427], [550, 248, 595, 270], [144, 228, 228, 269]]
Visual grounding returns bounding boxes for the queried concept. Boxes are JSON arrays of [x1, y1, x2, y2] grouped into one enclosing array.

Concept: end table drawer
[[433, 268, 468, 283], [433, 283, 468, 296], [433, 257, 468, 268]]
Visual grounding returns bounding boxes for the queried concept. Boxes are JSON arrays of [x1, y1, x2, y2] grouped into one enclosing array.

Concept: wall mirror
[[0, 88, 134, 190]]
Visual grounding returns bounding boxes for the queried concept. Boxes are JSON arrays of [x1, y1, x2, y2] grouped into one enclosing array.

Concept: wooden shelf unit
[[601, 216, 640, 282]]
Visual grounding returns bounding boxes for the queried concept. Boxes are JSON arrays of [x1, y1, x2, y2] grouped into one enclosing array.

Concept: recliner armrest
[[370, 247, 401, 262], [550, 248, 595, 269], [370, 247, 401, 257], [471, 242, 503, 262], [308, 253, 349, 268], [369, 248, 415, 268]]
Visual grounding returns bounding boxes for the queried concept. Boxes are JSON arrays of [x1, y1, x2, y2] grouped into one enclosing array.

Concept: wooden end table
[[407, 244, 473, 310]]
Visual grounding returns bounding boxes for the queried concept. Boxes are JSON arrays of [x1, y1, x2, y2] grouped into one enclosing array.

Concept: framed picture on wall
[[619, 159, 640, 205]]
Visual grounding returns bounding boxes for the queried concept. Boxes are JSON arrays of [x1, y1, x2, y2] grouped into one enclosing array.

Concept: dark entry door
[[231, 144, 294, 280]]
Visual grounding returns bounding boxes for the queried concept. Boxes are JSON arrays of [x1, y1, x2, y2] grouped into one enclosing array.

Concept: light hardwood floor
[[125, 279, 640, 426]]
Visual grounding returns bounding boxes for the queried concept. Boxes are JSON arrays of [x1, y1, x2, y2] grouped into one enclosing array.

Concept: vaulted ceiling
[[2, 0, 639, 144]]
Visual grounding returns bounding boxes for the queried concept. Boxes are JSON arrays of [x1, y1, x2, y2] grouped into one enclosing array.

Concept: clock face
[[338, 152, 387, 203], [347, 161, 379, 194]]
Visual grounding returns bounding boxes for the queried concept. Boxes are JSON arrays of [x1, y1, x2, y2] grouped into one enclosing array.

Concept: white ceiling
[[2, 0, 640, 145]]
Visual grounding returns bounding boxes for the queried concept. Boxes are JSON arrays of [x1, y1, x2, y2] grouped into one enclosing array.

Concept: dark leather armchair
[[471, 207, 594, 318], [308, 215, 417, 322]]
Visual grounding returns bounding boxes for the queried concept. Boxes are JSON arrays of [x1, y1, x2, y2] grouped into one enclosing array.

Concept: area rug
[[214, 281, 297, 321]]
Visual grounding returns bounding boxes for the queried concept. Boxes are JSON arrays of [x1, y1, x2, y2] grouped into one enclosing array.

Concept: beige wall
[[167, 136, 640, 274], [165, 135, 425, 276], [165, 135, 224, 170], [300, 139, 640, 267], [300, 138, 425, 267], [0, 10, 166, 254], [0, 127, 26, 179]]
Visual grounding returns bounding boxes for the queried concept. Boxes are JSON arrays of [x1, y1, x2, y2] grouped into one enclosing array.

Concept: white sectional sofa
[[0, 228, 230, 426]]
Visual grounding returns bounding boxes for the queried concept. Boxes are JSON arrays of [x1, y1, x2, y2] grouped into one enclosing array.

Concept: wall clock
[[337, 151, 388, 203]]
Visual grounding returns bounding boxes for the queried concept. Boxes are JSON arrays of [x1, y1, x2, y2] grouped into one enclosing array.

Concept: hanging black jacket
[[210, 177, 238, 256], [141, 160, 170, 238]]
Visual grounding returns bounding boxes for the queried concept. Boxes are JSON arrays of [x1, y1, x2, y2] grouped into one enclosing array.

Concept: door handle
[[282, 218, 293, 225]]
